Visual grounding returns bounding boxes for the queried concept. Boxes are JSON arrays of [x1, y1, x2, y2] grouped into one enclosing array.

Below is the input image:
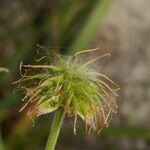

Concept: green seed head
[[15, 49, 119, 134]]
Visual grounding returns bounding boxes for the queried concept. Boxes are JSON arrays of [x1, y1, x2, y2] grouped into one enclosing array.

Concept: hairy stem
[[45, 108, 65, 150]]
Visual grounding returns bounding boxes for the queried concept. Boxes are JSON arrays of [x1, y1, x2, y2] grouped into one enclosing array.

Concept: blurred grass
[[0, 127, 5, 150], [71, 0, 112, 52], [0, 68, 9, 74], [102, 127, 150, 140]]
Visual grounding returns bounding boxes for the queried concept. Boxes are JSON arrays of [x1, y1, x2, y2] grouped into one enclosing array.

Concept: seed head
[[14, 48, 119, 134]]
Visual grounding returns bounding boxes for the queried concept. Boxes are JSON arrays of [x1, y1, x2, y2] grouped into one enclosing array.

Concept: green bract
[[15, 49, 119, 134]]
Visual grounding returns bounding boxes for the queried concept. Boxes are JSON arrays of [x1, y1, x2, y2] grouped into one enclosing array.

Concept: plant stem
[[45, 108, 65, 150]]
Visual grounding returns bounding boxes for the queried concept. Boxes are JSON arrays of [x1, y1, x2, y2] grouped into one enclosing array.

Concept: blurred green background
[[0, 0, 150, 149]]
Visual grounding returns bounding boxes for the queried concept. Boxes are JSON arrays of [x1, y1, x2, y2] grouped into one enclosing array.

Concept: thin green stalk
[[45, 108, 65, 150]]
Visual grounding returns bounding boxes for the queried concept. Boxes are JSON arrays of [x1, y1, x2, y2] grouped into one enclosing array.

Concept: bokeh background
[[0, 0, 150, 149]]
